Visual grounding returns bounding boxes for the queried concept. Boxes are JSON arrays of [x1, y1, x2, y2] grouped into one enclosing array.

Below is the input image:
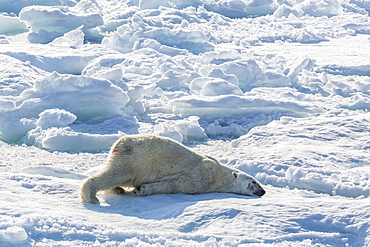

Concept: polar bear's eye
[[252, 181, 257, 184]]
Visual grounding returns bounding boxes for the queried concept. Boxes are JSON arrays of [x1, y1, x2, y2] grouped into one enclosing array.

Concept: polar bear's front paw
[[131, 185, 147, 196]]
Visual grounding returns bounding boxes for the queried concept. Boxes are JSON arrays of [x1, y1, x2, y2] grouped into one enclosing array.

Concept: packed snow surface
[[1, 0, 370, 246]]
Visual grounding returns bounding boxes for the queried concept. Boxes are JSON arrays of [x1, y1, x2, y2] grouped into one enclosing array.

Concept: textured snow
[[1, 0, 370, 246]]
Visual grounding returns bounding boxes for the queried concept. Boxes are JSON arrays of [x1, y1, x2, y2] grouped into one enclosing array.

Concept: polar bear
[[80, 135, 265, 204]]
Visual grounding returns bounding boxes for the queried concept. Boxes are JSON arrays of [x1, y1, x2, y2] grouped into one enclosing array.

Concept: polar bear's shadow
[[84, 192, 257, 220]]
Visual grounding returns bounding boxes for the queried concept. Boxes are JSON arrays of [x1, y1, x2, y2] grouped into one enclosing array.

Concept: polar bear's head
[[230, 171, 265, 197]]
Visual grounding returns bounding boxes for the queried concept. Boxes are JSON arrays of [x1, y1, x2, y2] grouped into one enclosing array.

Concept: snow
[[0, 13, 27, 35], [19, 3, 103, 43], [0, 42, 118, 74], [51, 25, 85, 48], [1, 0, 370, 245]]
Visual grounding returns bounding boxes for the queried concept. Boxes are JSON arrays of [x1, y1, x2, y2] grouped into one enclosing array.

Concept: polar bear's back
[[107, 135, 204, 180]]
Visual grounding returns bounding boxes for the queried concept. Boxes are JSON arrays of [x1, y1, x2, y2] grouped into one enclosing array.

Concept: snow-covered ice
[[1, 0, 370, 246]]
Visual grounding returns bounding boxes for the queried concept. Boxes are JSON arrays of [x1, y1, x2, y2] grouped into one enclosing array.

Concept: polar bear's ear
[[232, 171, 238, 178]]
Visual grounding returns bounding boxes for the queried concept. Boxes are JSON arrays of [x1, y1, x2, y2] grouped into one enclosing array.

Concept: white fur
[[80, 135, 265, 203]]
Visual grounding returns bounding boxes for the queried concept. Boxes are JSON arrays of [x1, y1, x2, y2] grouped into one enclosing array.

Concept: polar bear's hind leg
[[80, 170, 130, 203]]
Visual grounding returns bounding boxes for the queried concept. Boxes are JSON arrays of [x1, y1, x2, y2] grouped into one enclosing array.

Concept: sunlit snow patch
[[0, 54, 47, 97], [0, 226, 29, 246], [19, 3, 103, 43], [21, 166, 87, 180], [5, 72, 129, 121]]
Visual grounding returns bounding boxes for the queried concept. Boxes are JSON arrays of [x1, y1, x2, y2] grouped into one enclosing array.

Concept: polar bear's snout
[[248, 180, 265, 197], [253, 185, 266, 197]]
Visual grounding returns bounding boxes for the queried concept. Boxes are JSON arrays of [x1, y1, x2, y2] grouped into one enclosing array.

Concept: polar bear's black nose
[[255, 189, 265, 197]]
